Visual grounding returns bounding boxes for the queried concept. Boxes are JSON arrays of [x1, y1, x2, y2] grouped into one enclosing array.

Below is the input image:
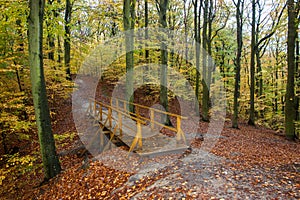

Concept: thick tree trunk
[[232, 0, 243, 129], [201, 0, 209, 122], [248, 0, 256, 126], [28, 0, 61, 180], [285, 0, 296, 139], [158, 0, 171, 126], [124, 0, 135, 113]]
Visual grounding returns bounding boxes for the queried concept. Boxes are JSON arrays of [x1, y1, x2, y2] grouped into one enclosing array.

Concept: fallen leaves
[[3, 76, 300, 199]]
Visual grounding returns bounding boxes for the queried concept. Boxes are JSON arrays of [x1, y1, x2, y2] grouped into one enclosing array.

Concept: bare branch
[[256, 2, 287, 48]]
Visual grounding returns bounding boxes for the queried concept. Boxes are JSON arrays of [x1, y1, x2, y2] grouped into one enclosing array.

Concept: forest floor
[[2, 77, 300, 200]]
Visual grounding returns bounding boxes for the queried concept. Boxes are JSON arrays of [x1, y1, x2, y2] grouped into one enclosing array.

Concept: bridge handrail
[[87, 97, 187, 151], [110, 97, 188, 120]]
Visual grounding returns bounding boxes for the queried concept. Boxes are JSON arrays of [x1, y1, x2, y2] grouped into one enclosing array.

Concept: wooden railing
[[87, 97, 187, 152]]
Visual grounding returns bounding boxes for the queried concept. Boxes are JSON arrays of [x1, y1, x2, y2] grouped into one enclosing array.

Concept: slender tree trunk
[[274, 43, 279, 112], [15, 68, 23, 92], [183, 0, 188, 64], [145, 0, 149, 63], [168, 6, 175, 68], [248, 0, 256, 126], [56, 0, 62, 67], [64, 0, 72, 80], [15, 19, 24, 92], [285, 0, 296, 139], [296, 30, 299, 122], [232, 0, 243, 129], [28, 0, 61, 180], [207, 0, 214, 105], [143, 0, 149, 82], [57, 35, 62, 66], [46, 0, 55, 61], [256, 52, 263, 97], [194, 0, 201, 115], [1, 132, 8, 154]]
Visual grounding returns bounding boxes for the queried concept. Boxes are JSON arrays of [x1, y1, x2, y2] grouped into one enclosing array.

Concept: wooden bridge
[[86, 97, 189, 157]]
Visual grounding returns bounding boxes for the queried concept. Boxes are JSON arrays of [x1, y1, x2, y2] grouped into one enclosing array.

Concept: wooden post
[[93, 100, 97, 117], [99, 104, 103, 121], [123, 101, 127, 112], [108, 107, 112, 128], [176, 117, 186, 144], [150, 109, 154, 130], [137, 121, 142, 149], [176, 117, 181, 141], [116, 99, 119, 110], [136, 106, 140, 118], [87, 99, 92, 114], [100, 129, 104, 148], [128, 121, 143, 153], [118, 111, 122, 136]]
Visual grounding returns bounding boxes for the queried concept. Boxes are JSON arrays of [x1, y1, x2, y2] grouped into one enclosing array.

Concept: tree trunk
[[183, 0, 188, 64], [274, 41, 279, 112], [194, 0, 202, 115], [285, 0, 296, 139], [296, 29, 299, 122], [256, 51, 263, 97], [46, 0, 55, 61], [158, 0, 171, 126], [124, 0, 135, 113], [15, 68, 23, 92], [232, 0, 243, 129], [64, 0, 72, 80], [145, 0, 149, 63], [56, 0, 62, 67], [248, 0, 256, 126], [28, 0, 61, 180], [202, 0, 209, 122]]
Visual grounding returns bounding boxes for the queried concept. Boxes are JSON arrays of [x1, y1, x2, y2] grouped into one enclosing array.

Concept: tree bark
[[124, 0, 136, 113], [202, 0, 209, 122], [145, 0, 149, 63], [64, 0, 72, 80], [158, 0, 171, 125], [296, 28, 299, 122], [46, 0, 55, 61], [193, 0, 202, 115], [28, 0, 61, 180], [248, 0, 256, 126], [285, 0, 296, 139], [232, 0, 243, 129]]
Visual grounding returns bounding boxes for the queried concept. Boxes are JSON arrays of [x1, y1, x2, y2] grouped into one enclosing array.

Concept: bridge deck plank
[[91, 104, 188, 157]]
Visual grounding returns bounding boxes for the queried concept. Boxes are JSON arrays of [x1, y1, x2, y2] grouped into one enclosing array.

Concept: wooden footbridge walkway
[[86, 97, 189, 157]]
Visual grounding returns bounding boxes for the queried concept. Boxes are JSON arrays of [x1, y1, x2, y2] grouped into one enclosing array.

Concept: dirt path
[[124, 148, 299, 199], [32, 76, 300, 199]]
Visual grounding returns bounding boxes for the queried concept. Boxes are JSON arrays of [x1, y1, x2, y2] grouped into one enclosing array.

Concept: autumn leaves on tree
[[3, 0, 299, 182]]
